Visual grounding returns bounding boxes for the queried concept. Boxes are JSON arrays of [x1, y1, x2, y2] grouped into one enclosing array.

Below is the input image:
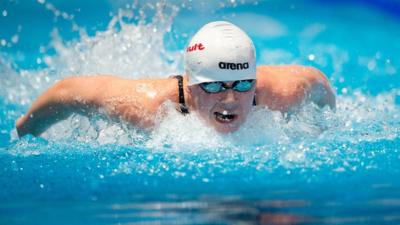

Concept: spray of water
[[0, 0, 399, 178]]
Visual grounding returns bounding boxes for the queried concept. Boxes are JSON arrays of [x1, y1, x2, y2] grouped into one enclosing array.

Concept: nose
[[221, 89, 236, 103]]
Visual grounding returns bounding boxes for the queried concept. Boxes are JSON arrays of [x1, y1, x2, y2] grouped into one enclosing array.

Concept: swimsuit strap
[[173, 75, 189, 115]]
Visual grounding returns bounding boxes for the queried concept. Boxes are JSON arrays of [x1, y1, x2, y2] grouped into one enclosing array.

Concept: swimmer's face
[[188, 80, 256, 133]]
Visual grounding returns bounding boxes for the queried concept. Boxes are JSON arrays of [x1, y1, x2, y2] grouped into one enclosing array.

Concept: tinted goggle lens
[[234, 79, 255, 92], [200, 79, 255, 93]]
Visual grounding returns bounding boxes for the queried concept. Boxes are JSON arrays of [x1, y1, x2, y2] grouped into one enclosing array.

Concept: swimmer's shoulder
[[257, 65, 326, 81], [255, 65, 333, 111], [256, 65, 331, 90]]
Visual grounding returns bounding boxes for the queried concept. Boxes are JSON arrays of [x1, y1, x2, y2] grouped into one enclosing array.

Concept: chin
[[214, 126, 239, 133], [212, 121, 241, 133]]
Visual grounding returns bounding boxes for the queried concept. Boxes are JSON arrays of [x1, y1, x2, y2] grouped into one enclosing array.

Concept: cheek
[[197, 91, 216, 107], [193, 94, 214, 113], [240, 93, 252, 102], [198, 97, 216, 113], [239, 91, 256, 111]]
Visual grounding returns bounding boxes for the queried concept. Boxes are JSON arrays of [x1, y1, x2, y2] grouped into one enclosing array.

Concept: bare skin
[[16, 65, 335, 137], [256, 65, 335, 111]]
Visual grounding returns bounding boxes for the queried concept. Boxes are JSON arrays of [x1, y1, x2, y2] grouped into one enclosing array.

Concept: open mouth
[[214, 110, 237, 123]]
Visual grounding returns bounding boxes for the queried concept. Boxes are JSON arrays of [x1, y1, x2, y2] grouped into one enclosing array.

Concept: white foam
[[2, 1, 400, 174]]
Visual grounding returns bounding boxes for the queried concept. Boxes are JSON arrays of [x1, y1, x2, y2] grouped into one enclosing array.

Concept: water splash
[[4, 89, 399, 177], [1, 1, 181, 105], [1, 0, 399, 180]]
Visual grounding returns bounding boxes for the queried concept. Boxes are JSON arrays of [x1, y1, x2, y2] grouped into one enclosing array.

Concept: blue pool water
[[1, 0, 400, 224]]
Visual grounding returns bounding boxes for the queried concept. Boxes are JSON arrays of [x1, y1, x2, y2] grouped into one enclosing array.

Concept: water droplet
[[44, 56, 52, 65], [202, 178, 209, 183], [62, 12, 69, 19], [375, 52, 381, 59], [40, 184, 44, 188], [308, 54, 315, 61], [11, 35, 19, 44], [2, 10, 7, 17], [367, 60, 376, 71], [1, 39, 6, 46], [39, 46, 46, 53], [38, 0, 45, 4]]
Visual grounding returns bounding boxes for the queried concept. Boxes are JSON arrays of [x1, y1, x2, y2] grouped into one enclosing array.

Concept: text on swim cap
[[186, 43, 205, 52], [218, 62, 249, 70]]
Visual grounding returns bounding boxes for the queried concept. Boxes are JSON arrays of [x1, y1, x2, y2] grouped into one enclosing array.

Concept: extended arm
[[16, 76, 111, 137]]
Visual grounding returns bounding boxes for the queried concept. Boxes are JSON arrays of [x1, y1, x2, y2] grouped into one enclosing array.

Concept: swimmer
[[16, 21, 335, 137]]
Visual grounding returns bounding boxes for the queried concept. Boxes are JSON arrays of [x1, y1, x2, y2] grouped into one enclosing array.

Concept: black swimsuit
[[172, 75, 256, 115]]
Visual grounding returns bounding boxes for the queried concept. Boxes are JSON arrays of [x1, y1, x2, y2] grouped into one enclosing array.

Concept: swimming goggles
[[199, 79, 255, 93]]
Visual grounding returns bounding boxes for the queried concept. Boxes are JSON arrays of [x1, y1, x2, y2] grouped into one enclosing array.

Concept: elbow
[[62, 76, 107, 106], [52, 76, 94, 106], [51, 77, 77, 103]]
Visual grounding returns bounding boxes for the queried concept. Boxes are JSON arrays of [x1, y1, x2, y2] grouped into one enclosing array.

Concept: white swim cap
[[184, 21, 256, 86]]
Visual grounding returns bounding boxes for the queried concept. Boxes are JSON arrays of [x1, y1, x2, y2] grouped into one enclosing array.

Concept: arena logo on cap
[[218, 62, 249, 70], [186, 43, 205, 52]]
